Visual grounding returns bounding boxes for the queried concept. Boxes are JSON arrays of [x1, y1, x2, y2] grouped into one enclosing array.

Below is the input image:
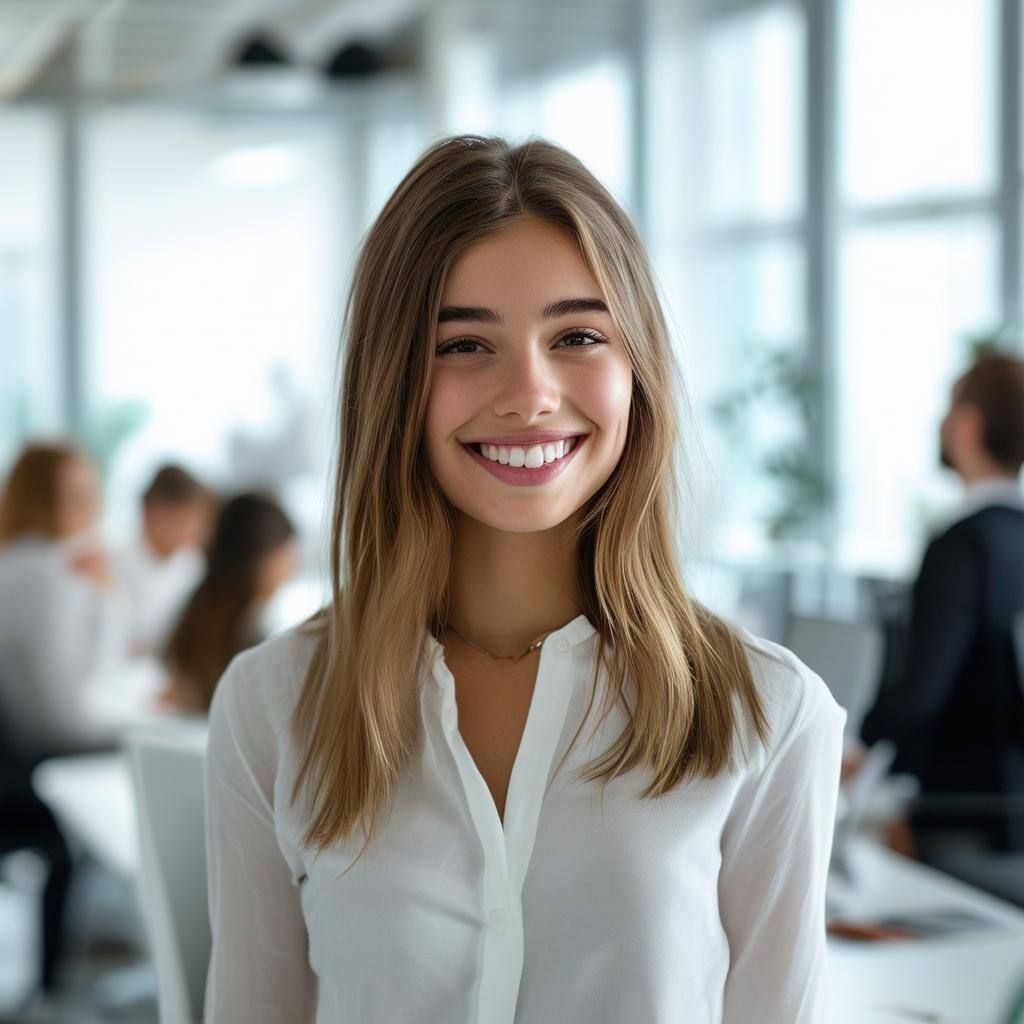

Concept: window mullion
[[804, 0, 839, 567], [999, 0, 1022, 345]]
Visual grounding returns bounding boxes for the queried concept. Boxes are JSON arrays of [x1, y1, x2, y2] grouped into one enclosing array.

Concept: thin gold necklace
[[442, 622, 558, 662]]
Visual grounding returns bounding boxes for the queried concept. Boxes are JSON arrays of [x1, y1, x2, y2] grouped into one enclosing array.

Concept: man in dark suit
[[859, 351, 1024, 855]]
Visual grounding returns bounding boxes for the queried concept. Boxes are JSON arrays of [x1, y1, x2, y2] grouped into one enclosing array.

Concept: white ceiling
[[0, 0, 424, 100], [0, 0, 636, 102]]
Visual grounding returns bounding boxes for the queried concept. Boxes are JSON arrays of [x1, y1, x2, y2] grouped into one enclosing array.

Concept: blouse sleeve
[[203, 652, 317, 1023], [718, 660, 847, 1023]]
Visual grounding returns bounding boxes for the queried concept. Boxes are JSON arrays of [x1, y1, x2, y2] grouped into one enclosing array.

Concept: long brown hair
[[0, 441, 83, 545], [164, 492, 295, 711], [291, 134, 776, 860]]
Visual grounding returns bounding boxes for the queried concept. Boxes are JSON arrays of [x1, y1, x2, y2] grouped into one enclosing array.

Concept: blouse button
[[488, 907, 507, 930], [555, 639, 569, 653]]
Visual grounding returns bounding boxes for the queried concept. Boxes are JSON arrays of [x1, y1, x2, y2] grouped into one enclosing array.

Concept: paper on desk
[[828, 905, 1001, 941]]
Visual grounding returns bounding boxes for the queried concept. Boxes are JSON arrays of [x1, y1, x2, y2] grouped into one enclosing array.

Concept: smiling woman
[[201, 134, 847, 1024]]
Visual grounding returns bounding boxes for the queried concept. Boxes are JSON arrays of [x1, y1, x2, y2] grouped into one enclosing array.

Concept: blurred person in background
[[857, 352, 1024, 868], [0, 440, 128, 760], [115, 462, 216, 658], [159, 492, 299, 714], [0, 440, 126, 1005]]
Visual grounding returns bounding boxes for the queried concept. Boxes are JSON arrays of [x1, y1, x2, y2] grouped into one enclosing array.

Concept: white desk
[[32, 719, 208, 880], [29, 655, 204, 876], [829, 834, 1024, 1023], [32, 752, 138, 878]]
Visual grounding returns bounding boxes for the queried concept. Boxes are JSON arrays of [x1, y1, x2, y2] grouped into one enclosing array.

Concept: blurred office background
[[3, 0, 1024, 1022], [4, 0, 1005, 583]]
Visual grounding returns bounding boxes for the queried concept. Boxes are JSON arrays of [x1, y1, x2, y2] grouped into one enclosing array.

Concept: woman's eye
[[435, 329, 606, 358], [556, 329, 606, 349], [436, 339, 485, 357]]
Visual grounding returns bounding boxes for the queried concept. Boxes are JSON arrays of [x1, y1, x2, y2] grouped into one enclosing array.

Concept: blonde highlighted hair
[[290, 134, 773, 860]]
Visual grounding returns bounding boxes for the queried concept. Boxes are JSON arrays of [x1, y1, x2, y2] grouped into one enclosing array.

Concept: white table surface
[[33, 751, 139, 878], [828, 835, 1024, 1023], [32, 654, 209, 877]]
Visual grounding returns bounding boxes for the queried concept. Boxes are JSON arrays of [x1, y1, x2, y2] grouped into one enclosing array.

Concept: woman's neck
[[446, 514, 583, 655]]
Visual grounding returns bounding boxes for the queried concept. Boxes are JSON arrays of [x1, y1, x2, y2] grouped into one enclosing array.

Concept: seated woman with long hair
[[202, 136, 847, 1024], [0, 440, 128, 760], [0, 439, 124, 1002], [160, 492, 299, 714]]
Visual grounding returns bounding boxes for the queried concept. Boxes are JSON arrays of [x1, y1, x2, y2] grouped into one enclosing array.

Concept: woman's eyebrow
[[437, 297, 609, 325], [437, 305, 503, 325], [543, 297, 609, 319]]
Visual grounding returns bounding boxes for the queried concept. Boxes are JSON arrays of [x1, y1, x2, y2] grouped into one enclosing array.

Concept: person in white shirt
[[0, 440, 128, 761], [0, 439, 127, 1002], [203, 134, 847, 1024], [115, 463, 215, 658]]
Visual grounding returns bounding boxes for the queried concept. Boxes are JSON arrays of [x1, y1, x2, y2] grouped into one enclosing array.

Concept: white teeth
[[476, 437, 577, 467]]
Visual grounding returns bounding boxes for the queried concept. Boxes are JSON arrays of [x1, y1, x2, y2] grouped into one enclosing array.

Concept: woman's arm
[[204, 651, 317, 1023], [718, 662, 847, 1023]]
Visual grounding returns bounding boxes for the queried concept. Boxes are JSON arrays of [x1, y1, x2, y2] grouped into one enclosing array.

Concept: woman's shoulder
[[728, 622, 847, 769], [0, 535, 61, 571], [0, 537, 73, 604], [210, 617, 324, 736]]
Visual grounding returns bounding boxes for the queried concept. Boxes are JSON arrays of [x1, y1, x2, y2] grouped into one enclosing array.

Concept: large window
[[839, 0, 996, 205], [836, 218, 998, 570], [82, 106, 345, 542], [836, 0, 1000, 574], [671, 0, 1007, 580], [673, 2, 807, 562]]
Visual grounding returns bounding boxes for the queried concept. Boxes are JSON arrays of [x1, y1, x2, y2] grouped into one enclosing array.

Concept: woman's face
[[56, 456, 100, 538], [254, 538, 300, 602], [425, 216, 633, 533]]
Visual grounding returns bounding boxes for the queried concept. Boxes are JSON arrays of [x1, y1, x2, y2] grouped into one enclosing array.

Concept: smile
[[461, 435, 587, 486]]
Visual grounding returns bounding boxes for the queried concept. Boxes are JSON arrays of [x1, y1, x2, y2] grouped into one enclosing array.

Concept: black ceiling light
[[231, 32, 292, 69], [218, 29, 324, 109], [322, 40, 384, 80]]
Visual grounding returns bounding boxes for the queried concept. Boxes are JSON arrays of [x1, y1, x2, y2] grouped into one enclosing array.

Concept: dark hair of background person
[[0, 441, 84, 545], [142, 463, 210, 506], [162, 492, 296, 711], [955, 350, 1024, 473]]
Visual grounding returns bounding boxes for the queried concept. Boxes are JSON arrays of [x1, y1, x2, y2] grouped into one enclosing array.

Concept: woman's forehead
[[440, 218, 601, 309]]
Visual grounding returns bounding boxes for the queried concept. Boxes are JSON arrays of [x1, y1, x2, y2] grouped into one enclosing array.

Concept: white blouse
[[204, 613, 847, 1024], [0, 534, 129, 758]]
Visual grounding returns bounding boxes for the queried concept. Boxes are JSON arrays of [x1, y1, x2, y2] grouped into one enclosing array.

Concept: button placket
[[428, 623, 590, 1024]]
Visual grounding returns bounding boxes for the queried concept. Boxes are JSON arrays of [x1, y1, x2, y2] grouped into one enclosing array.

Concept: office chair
[[783, 615, 885, 739], [125, 727, 209, 1024]]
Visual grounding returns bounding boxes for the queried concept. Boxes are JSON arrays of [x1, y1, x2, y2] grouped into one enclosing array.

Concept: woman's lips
[[462, 435, 587, 486]]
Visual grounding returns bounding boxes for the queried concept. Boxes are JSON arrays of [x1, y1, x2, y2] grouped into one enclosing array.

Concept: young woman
[[0, 440, 128, 759], [0, 440, 124, 1002], [203, 136, 847, 1024], [160, 491, 298, 713]]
